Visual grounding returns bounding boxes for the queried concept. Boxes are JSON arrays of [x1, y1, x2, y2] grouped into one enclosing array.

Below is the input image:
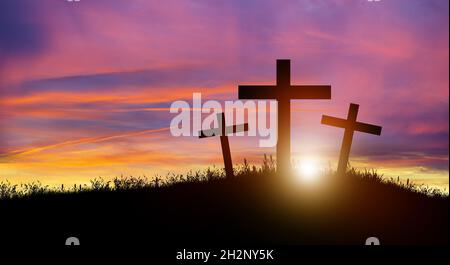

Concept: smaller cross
[[321, 103, 382, 175], [199, 113, 249, 178]]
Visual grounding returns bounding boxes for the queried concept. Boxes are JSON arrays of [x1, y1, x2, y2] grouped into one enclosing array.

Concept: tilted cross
[[199, 113, 249, 178], [321, 103, 382, 175], [239, 59, 331, 174]]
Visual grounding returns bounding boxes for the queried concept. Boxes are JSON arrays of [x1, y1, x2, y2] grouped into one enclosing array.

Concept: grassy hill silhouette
[[0, 158, 448, 248]]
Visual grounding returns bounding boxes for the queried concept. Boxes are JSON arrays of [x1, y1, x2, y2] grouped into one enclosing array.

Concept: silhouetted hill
[[0, 166, 448, 250]]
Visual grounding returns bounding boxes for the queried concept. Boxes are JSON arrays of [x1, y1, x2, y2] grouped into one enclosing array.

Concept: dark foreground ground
[[0, 169, 448, 261]]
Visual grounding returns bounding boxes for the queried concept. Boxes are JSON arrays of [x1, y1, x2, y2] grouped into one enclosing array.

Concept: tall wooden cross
[[199, 113, 249, 178], [321, 103, 382, 175], [238, 59, 331, 174]]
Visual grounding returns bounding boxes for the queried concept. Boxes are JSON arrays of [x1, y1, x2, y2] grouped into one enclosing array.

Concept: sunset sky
[[0, 0, 448, 190]]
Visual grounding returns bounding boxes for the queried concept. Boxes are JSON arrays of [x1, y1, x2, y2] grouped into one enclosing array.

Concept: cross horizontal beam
[[321, 115, 382, 135], [238, 85, 331, 100], [321, 115, 347, 128], [355, 121, 382, 135], [199, 123, 249, 138]]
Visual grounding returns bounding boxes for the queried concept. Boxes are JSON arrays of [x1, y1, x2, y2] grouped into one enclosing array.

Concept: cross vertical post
[[337, 103, 359, 175], [276, 60, 292, 175], [218, 113, 234, 179]]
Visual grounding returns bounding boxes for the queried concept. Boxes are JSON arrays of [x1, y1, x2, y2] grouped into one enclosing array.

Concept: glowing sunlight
[[296, 158, 321, 184]]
